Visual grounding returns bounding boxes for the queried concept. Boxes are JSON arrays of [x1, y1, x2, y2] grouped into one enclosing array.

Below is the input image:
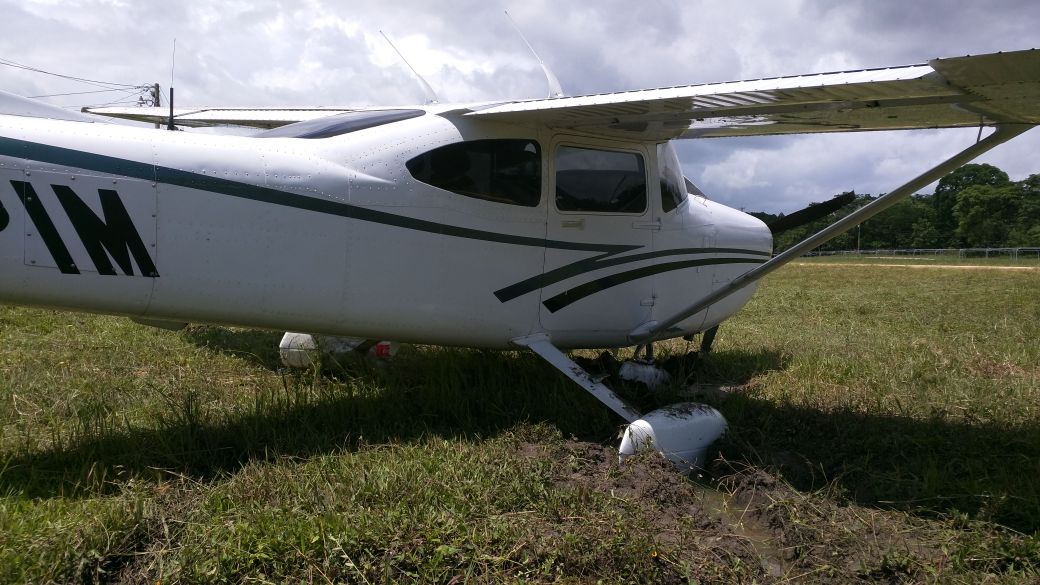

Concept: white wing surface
[[466, 49, 1040, 140], [0, 89, 102, 122], [82, 50, 1040, 138]]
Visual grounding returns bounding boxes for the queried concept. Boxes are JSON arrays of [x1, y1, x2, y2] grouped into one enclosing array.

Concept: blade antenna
[[504, 10, 565, 98], [379, 31, 439, 105]]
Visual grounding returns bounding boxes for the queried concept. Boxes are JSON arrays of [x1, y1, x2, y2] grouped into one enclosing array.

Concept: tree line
[[749, 164, 1040, 252]]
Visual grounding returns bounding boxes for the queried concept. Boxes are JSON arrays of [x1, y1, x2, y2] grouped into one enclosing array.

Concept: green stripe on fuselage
[[0, 136, 631, 254], [0, 136, 771, 308]]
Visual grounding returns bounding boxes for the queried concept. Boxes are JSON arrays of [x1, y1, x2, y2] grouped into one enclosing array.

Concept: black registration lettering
[[12, 180, 80, 274], [52, 185, 158, 277], [11, 180, 158, 277], [0, 197, 9, 232]]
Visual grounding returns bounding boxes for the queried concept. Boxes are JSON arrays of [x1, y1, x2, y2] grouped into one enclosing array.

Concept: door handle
[[632, 219, 661, 230]]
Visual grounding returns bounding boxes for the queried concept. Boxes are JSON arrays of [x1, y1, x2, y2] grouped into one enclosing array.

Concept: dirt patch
[[968, 357, 1029, 379], [514, 440, 767, 582], [544, 439, 765, 578], [714, 459, 948, 584], [110, 480, 207, 584], [514, 439, 955, 583], [552, 442, 708, 512]]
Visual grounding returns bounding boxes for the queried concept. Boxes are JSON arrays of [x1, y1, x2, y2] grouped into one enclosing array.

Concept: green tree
[[771, 194, 870, 252], [1008, 174, 1040, 246], [858, 196, 934, 249], [759, 167, 1040, 253], [953, 184, 1021, 247], [909, 217, 942, 248], [933, 163, 1010, 246]]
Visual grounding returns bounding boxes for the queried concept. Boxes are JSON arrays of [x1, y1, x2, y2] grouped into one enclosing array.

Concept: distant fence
[[804, 248, 1040, 261]]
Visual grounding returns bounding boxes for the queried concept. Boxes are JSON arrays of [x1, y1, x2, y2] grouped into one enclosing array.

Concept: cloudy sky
[[2, 0, 1038, 213]]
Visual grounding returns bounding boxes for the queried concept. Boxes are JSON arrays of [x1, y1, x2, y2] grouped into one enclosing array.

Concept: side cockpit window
[[555, 146, 647, 213], [406, 139, 541, 207], [657, 142, 688, 213]]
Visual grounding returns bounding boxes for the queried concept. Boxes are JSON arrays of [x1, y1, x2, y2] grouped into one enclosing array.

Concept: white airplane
[[1, 49, 1038, 470]]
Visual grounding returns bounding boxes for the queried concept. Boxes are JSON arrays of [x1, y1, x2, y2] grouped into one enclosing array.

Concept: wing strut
[[630, 123, 1035, 344]]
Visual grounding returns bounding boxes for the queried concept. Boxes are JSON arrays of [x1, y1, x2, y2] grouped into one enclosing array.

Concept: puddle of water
[[694, 483, 787, 578]]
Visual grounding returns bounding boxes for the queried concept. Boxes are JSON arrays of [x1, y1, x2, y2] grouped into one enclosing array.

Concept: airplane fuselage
[[0, 108, 771, 349]]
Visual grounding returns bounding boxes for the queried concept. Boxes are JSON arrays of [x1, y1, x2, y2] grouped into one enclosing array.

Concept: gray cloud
[[2, 0, 1038, 212]]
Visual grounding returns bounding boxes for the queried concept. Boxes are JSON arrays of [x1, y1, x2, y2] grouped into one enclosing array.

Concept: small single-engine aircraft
[[1, 49, 1038, 470]]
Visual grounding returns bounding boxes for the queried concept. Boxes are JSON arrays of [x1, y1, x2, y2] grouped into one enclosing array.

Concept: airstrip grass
[[1, 260, 1038, 583], [799, 251, 1040, 267]]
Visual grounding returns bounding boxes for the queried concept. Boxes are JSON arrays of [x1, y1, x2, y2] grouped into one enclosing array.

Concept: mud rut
[[532, 440, 945, 584]]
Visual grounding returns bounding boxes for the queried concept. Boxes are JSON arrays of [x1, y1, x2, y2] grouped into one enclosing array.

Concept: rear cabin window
[[256, 109, 424, 139], [555, 146, 647, 213], [406, 139, 542, 207]]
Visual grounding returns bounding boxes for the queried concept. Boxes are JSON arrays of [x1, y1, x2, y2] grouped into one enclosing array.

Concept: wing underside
[[465, 50, 1040, 140]]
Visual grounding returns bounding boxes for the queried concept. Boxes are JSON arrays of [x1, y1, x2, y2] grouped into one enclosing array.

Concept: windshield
[[657, 142, 688, 212]]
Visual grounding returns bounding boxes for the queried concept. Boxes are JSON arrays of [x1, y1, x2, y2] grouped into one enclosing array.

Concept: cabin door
[[539, 138, 655, 340]]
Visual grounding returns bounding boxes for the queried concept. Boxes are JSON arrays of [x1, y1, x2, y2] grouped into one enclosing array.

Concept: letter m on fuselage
[[12, 180, 158, 277]]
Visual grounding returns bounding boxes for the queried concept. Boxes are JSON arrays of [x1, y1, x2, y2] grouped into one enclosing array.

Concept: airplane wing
[[80, 106, 362, 129], [82, 50, 1040, 138], [0, 89, 104, 122], [465, 49, 1040, 140]]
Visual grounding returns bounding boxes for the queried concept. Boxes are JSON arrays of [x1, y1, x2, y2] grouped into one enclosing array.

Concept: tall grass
[[1, 261, 1037, 582]]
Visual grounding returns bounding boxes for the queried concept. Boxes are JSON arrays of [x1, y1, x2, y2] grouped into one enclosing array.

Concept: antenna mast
[[504, 10, 565, 98], [379, 31, 439, 105], [167, 38, 176, 131]]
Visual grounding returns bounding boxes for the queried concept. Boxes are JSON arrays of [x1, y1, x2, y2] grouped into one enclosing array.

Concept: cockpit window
[[657, 142, 688, 213], [555, 146, 647, 213], [406, 139, 542, 207], [255, 109, 424, 139]]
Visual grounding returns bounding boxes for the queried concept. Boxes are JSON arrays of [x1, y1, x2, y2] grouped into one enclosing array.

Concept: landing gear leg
[[632, 341, 656, 361], [620, 341, 671, 388], [515, 334, 641, 423], [514, 334, 727, 472], [700, 325, 719, 354]]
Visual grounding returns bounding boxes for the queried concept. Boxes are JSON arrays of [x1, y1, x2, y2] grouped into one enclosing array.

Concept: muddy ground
[[530, 439, 955, 584]]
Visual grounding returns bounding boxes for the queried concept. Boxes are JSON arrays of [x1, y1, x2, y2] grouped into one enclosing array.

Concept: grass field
[[799, 252, 1040, 267], [1, 260, 1038, 583]]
